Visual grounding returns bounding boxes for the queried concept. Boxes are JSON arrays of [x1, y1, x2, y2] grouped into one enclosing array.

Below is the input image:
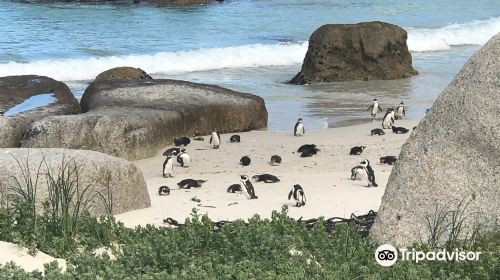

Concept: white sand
[[116, 119, 419, 227], [0, 241, 66, 273]]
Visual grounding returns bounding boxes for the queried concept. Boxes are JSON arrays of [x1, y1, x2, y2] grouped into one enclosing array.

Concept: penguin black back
[[270, 155, 282, 165], [252, 174, 280, 183], [230, 135, 241, 143], [227, 184, 242, 193], [158, 186, 171, 196], [174, 137, 191, 146], [240, 156, 251, 166]]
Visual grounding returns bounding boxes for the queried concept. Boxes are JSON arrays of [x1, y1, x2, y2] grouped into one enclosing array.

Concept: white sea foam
[[407, 16, 500, 52], [0, 42, 308, 81], [1, 17, 499, 81]]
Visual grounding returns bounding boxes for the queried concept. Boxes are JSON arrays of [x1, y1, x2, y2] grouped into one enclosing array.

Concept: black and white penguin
[[392, 126, 410, 134], [380, 156, 398, 165], [163, 147, 181, 156], [177, 149, 191, 168], [349, 146, 366, 155], [227, 184, 242, 193], [367, 98, 383, 118], [395, 101, 405, 120], [252, 174, 280, 183], [230, 135, 241, 143], [162, 151, 178, 178], [350, 159, 378, 187], [0, 111, 4, 117], [382, 107, 395, 129], [294, 118, 305, 136], [288, 184, 306, 207], [270, 155, 282, 166], [193, 136, 204, 141], [210, 129, 221, 149], [174, 137, 191, 146], [370, 128, 385, 136], [177, 179, 207, 189], [240, 156, 251, 166], [158, 186, 171, 196], [240, 175, 258, 199], [298, 144, 319, 157]]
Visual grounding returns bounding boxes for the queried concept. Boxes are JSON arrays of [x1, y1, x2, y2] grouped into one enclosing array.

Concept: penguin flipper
[[288, 189, 293, 200], [367, 105, 373, 111]]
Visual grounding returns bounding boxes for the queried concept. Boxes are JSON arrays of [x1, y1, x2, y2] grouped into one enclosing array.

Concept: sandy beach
[[116, 119, 419, 227]]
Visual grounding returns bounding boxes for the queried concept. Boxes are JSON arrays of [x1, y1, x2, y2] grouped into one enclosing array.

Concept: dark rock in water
[[240, 156, 251, 166], [290, 21, 417, 84], [95, 67, 152, 81], [371, 33, 500, 247], [21, 79, 267, 160], [0, 75, 81, 148]]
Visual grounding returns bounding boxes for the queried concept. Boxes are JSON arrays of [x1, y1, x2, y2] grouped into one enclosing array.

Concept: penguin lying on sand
[[158, 186, 171, 196], [240, 156, 251, 166], [177, 179, 207, 189], [288, 184, 306, 207], [227, 184, 242, 193], [230, 135, 241, 143], [351, 159, 378, 187], [174, 137, 190, 146], [392, 126, 409, 134], [252, 174, 280, 183], [270, 155, 282, 166], [380, 156, 397, 165], [297, 144, 319, 157], [349, 146, 366, 155], [370, 128, 385, 136]]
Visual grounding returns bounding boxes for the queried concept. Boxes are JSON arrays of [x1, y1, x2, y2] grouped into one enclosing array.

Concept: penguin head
[[373, 98, 378, 102], [196, 180, 207, 185], [180, 148, 186, 153], [170, 150, 179, 156], [294, 184, 301, 190], [251, 175, 260, 181], [240, 175, 249, 181], [360, 159, 370, 167], [297, 118, 303, 122], [400, 101, 404, 105], [360, 146, 366, 150]]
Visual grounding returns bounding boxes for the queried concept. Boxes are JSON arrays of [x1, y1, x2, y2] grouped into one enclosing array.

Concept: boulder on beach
[[290, 21, 417, 84], [21, 79, 268, 160], [0, 75, 81, 148], [370, 33, 500, 246], [95, 67, 152, 82], [0, 148, 151, 216]]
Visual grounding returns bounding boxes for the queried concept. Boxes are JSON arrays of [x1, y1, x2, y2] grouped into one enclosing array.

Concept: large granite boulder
[[0, 75, 81, 148], [21, 79, 268, 160], [95, 67, 152, 82], [0, 148, 150, 215], [370, 33, 500, 247], [291, 21, 417, 84]]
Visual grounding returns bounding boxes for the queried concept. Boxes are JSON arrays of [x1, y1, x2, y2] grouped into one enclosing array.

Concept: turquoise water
[[0, 1, 499, 130]]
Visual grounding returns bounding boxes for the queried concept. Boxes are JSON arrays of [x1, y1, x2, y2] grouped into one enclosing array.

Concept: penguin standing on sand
[[240, 175, 258, 199], [162, 150, 178, 178], [395, 101, 405, 120], [367, 99, 383, 118], [288, 184, 306, 207], [177, 149, 191, 167], [294, 118, 305, 136], [350, 159, 378, 187], [382, 107, 395, 129], [210, 129, 221, 149]]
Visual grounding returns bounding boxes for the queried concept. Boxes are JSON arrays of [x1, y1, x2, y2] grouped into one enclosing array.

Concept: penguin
[[0, 111, 4, 117], [177, 179, 207, 189], [240, 175, 258, 199], [227, 184, 242, 193], [392, 126, 410, 134], [349, 146, 366, 155], [162, 152, 178, 178], [288, 184, 306, 207], [210, 129, 221, 149], [270, 155, 282, 166], [380, 156, 398, 165], [370, 128, 385, 136], [294, 118, 305, 136], [395, 101, 405, 120], [163, 147, 181, 156], [300, 146, 319, 157], [174, 137, 190, 146], [177, 149, 191, 168], [367, 98, 383, 118], [297, 144, 316, 153], [240, 156, 251, 166], [252, 174, 280, 183], [382, 107, 395, 129], [193, 136, 204, 141], [158, 186, 171, 196], [230, 135, 241, 143], [350, 159, 377, 187]]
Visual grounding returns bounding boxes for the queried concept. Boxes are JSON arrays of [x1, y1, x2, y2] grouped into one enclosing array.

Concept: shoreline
[[115, 118, 419, 227]]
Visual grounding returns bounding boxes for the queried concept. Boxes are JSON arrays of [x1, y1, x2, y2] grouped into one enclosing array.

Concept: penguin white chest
[[296, 123, 304, 136], [211, 132, 220, 146], [354, 169, 366, 181], [163, 158, 174, 177], [372, 103, 379, 114], [180, 154, 190, 167]]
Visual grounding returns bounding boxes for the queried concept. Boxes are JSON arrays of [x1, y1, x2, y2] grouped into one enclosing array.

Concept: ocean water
[[0, 0, 499, 130]]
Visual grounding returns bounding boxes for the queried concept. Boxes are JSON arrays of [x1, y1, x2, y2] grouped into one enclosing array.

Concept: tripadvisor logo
[[375, 244, 481, 267]]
